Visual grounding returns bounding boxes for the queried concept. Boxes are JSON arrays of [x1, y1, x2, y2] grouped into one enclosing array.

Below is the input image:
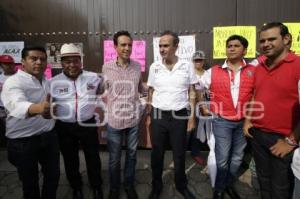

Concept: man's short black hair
[[259, 22, 290, 37], [21, 46, 47, 59], [161, 30, 180, 46], [226, 35, 249, 49], [113, 30, 132, 46]]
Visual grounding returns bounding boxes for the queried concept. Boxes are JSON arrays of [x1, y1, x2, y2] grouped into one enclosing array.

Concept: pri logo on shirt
[[246, 70, 254, 77], [58, 87, 69, 94], [87, 83, 95, 90]]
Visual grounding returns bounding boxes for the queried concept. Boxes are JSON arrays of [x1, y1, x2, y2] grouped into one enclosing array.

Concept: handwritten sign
[[284, 23, 300, 55], [0, 41, 24, 63], [213, 26, 256, 59], [153, 35, 196, 62], [104, 40, 146, 72]]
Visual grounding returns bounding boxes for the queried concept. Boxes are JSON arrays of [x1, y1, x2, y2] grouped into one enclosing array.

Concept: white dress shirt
[[51, 71, 103, 122], [200, 60, 246, 108], [147, 59, 198, 111], [1, 70, 55, 138]]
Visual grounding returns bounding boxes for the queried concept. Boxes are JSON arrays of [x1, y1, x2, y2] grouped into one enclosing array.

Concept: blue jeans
[[212, 117, 246, 191], [107, 124, 139, 190]]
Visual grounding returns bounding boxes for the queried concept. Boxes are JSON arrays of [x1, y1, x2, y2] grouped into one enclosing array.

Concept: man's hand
[[28, 94, 52, 118], [187, 117, 196, 132], [243, 119, 253, 138], [270, 139, 295, 158], [41, 94, 51, 119], [145, 104, 152, 116], [145, 115, 151, 133], [200, 106, 211, 116]]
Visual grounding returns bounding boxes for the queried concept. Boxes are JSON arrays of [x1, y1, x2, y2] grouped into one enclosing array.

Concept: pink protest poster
[[103, 40, 146, 72]]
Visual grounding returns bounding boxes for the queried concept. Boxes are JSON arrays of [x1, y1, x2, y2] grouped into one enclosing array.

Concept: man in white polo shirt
[[146, 30, 197, 199], [51, 43, 104, 199], [1, 46, 60, 199]]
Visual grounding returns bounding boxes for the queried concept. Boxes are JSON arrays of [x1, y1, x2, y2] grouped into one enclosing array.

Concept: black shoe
[[177, 188, 196, 199], [148, 187, 162, 199], [109, 189, 120, 199], [213, 191, 224, 199], [92, 188, 103, 199], [73, 189, 84, 199], [124, 186, 138, 199], [225, 187, 241, 199]]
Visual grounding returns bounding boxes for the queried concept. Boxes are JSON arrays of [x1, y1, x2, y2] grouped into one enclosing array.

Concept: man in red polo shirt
[[244, 22, 300, 199]]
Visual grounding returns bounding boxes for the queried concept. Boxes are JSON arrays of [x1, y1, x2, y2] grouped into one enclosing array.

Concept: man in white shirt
[[1, 46, 60, 199], [51, 43, 103, 199], [0, 54, 15, 147], [146, 30, 197, 199]]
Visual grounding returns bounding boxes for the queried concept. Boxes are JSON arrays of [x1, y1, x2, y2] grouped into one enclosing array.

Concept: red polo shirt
[[251, 52, 300, 136]]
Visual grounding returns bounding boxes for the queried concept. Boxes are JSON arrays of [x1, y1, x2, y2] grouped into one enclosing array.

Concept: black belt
[[152, 107, 187, 115], [57, 117, 96, 125]]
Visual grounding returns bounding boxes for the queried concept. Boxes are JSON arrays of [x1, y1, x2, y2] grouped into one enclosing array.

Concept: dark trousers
[[250, 127, 294, 199], [7, 130, 60, 199], [56, 118, 102, 190], [150, 107, 188, 191], [0, 116, 6, 147]]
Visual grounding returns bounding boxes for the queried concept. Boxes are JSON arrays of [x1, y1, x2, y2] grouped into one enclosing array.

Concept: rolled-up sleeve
[[189, 62, 198, 85], [1, 79, 33, 119], [200, 69, 212, 89]]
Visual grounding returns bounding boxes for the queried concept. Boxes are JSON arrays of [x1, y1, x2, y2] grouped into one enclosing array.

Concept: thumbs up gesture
[[28, 93, 55, 118], [41, 94, 52, 119]]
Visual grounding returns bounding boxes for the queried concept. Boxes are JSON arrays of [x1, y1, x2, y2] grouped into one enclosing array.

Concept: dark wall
[[1, 0, 300, 78]]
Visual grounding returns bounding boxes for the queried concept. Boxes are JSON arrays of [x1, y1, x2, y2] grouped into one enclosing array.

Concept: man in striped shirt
[[102, 30, 144, 199]]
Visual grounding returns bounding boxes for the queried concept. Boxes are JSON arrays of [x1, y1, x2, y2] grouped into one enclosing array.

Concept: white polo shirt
[[200, 59, 246, 108], [147, 59, 198, 111], [1, 70, 55, 138], [51, 70, 103, 123]]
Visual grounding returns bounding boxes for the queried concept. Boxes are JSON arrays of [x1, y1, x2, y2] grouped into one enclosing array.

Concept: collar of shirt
[[159, 59, 183, 72], [221, 59, 247, 70], [261, 51, 297, 71], [18, 69, 46, 82], [62, 70, 83, 80], [116, 58, 131, 68]]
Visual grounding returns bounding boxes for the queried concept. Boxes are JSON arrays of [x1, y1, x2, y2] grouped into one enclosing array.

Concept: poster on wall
[[103, 40, 146, 72], [284, 23, 300, 55], [0, 41, 24, 63], [153, 35, 196, 62], [213, 26, 256, 59], [45, 43, 83, 68]]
